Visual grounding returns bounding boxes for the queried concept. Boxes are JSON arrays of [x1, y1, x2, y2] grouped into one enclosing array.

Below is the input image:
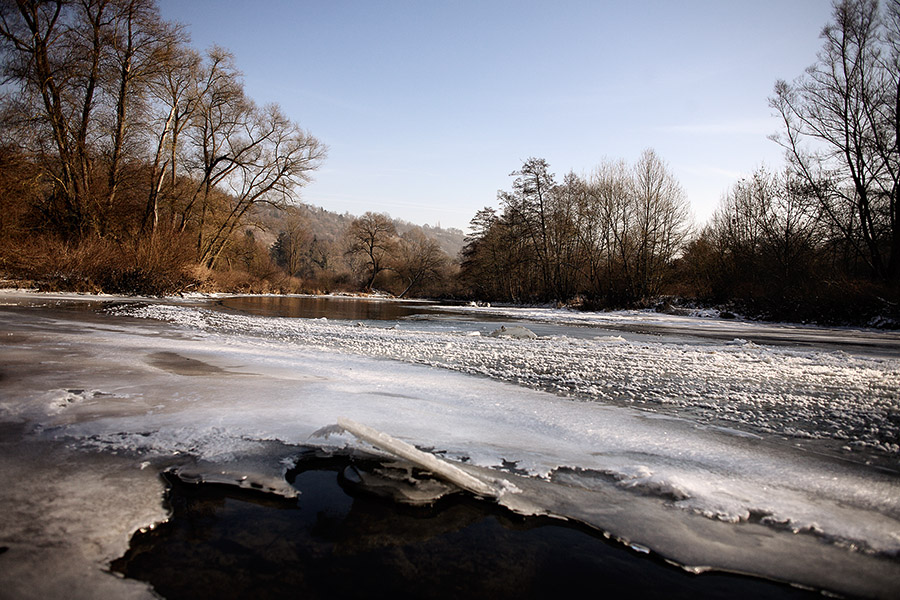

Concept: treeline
[[684, 168, 891, 322], [0, 0, 324, 294], [700, 0, 900, 322], [459, 152, 689, 307], [459, 153, 897, 323], [459, 0, 899, 325]]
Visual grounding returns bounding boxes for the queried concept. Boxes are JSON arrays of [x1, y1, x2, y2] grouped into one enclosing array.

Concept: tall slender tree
[[771, 0, 900, 286]]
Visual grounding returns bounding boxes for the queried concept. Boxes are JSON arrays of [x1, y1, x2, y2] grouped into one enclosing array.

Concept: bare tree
[[770, 0, 900, 285], [345, 211, 397, 289], [0, 0, 184, 236], [627, 149, 691, 301], [270, 208, 311, 277], [392, 227, 449, 297], [697, 167, 825, 316], [166, 47, 325, 267], [460, 207, 509, 300], [1, 0, 102, 235], [579, 159, 632, 303], [498, 158, 557, 299], [0, 0, 327, 295], [572, 153, 688, 306], [141, 13, 197, 234], [197, 102, 325, 268], [460, 152, 689, 306], [100, 0, 183, 234]]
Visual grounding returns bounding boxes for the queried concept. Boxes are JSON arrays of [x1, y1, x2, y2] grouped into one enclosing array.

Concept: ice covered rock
[[487, 325, 537, 339]]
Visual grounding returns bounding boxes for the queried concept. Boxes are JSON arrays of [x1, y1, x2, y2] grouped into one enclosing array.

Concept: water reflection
[[111, 461, 819, 600], [216, 296, 448, 321]]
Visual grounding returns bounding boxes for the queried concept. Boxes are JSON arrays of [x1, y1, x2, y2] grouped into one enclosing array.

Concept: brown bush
[[0, 232, 197, 296]]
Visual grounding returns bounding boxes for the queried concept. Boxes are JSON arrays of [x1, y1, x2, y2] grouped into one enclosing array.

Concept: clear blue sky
[[157, 0, 834, 232]]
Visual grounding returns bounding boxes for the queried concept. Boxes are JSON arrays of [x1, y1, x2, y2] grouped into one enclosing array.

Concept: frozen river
[[198, 294, 900, 462], [0, 292, 898, 598]]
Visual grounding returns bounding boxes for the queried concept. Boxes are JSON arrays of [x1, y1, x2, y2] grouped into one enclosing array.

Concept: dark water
[[209, 296, 601, 339], [214, 295, 449, 321], [209, 295, 900, 356], [111, 459, 820, 600]]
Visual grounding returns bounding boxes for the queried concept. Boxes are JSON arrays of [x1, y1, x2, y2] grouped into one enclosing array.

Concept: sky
[[156, 0, 836, 232]]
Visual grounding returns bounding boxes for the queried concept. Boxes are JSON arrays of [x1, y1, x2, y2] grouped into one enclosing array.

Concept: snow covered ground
[[1, 292, 899, 598]]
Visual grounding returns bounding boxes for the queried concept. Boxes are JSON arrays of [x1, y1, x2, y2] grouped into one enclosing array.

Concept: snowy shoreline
[[1, 292, 899, 598]]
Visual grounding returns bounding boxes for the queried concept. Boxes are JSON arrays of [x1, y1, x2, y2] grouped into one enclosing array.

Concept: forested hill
[[393, 220, 466, 259], [253, 204, 466, 260]]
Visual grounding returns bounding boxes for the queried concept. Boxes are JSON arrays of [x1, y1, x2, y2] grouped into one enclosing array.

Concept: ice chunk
[[335, 417, 502, 498]]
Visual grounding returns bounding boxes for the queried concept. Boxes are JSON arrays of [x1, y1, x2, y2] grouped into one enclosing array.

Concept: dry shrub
[[186, 264, 215, 291], [311, 271, 355, 294], [0, 232, 197, 295], [205, 267, 273, 294], [268, 276, 310, 294], [89, 235, 198, 295]]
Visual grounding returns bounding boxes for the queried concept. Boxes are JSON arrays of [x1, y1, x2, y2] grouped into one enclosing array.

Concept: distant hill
[[252, 203, 467, 260], [392, 219, 466, 259]]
